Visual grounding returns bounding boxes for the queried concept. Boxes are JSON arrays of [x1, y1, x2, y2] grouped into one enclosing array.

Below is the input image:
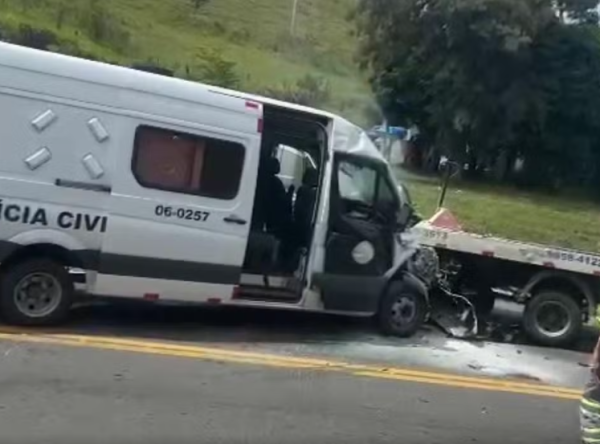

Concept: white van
[[0, 42, 436, 337]]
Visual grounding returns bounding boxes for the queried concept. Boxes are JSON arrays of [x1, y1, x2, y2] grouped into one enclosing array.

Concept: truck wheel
[[522, 290, 582, 348], [0, 259, 74, 326], [378, 281, 428, 338]]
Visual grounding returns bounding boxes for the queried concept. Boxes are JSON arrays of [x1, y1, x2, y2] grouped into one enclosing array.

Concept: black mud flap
[[312, 273, 386, 313]]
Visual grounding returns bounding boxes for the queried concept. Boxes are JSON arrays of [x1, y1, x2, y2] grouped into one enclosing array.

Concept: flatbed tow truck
[[409, 180, 600, 348]]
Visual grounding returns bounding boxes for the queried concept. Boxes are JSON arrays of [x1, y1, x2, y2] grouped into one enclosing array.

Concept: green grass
[[397, 169, 600, 253], [0, 0, 375, 125]]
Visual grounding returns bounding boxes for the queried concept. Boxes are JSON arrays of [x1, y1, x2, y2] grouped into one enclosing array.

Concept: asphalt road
[[0, 300, 590, 444]]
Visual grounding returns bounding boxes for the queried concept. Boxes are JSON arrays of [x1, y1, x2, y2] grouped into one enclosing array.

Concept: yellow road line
[[0, 328, 583, 401], [31, 330, 583, 394], [354, 372, 581, 401], [0, 332, 321, 369]]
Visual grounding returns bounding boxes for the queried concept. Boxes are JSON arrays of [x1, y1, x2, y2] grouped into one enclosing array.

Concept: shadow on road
[[62, 298, 407, 345], [20, 297, 593, 354], [3, 298, 593, 388]]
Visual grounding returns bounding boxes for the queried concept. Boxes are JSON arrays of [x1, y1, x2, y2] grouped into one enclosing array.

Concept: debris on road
[[428, 273, 479, 340]]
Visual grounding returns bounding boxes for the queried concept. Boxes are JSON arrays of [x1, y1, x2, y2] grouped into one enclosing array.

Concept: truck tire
[[522, 290, 582, 348], [378, 281, 428, 338], [0, 259, 74, 326]]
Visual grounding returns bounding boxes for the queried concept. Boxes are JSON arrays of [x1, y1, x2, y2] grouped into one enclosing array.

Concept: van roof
[[0, 42, 262, 116], [0, 42, 383, 161], [0, 42, 336, 119], [207, 83, 337, 121]]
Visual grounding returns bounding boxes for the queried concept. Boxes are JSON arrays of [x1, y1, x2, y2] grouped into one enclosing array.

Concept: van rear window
[[132, 126, 245, 200]]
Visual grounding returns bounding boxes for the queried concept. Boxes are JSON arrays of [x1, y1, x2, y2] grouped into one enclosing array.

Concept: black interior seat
[[263, 157, 292, 239], [243, 231, 280, 274], [294, 168, 319, 244], [245, 157, 292, 273]]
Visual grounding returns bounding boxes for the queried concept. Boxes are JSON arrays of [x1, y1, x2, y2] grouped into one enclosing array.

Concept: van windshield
[[338, 157, 397, 214], [339, 161, 376, 205]]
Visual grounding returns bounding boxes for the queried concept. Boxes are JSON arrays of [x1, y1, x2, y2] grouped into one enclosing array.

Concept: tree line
[[354, 0, 600, 192]]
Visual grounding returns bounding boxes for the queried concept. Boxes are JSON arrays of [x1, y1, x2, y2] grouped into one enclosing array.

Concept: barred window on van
[[132, 126, 245, 200]]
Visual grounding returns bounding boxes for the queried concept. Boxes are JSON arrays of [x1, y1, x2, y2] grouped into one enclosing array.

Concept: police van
[[0, 42, 435, 337]]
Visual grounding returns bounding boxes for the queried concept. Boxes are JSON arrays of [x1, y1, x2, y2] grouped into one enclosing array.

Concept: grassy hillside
[[0, 0, 375, 124]]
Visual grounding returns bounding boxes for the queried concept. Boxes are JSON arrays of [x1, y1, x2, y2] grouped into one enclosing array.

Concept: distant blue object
[[388, 126, 407, 138], [367, 125, 408, 140]]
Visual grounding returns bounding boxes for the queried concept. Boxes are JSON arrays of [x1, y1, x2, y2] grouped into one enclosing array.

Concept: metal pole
[[437, 165, 451, 209], [290, 0, 299, 36], [437, 160, 457, 209]]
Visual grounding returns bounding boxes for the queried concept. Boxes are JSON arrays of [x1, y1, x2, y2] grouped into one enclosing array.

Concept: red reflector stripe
[[594, 271, 600, 276], [257, 118, 264, 133], [232, 286, 241, 299], [543, 262, 555, 268], [143, 293, 159, 301], [482, 251, 495, 257], [246, 101, 260, 109]]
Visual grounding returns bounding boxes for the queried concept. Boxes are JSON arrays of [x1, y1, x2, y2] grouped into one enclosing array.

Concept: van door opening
[[239, 106, 328, 303]]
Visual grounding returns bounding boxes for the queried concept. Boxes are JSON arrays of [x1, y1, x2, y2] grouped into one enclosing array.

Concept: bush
[[191, 49, 241, 89], [5, 24, 59, 50], [131, 62, 174, 77]]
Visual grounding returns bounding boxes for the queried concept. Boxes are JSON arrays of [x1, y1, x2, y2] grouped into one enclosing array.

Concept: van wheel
[[522, 290, 582, 348], [378, 281, 427, 338], [0, 259, 74, 326]]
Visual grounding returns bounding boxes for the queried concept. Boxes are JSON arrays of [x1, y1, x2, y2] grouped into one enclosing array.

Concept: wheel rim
[[390, 295, 417, 327], [534, 301, 572, 338], [13, 272, 62, 318]]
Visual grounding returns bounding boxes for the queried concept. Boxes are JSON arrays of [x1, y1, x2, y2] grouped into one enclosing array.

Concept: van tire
[[378, 281, 427, 338], [0, 259, 74, 326], [522, 290, 582, 348]]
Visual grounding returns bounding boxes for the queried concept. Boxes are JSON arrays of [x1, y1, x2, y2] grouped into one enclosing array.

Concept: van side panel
[[0, 51, 261, 303], [0, 90, 111, 285], [94, 117, 260, 301]]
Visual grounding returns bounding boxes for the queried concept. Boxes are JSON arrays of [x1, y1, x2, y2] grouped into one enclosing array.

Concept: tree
[[357, 0, 545, 164], [523, 24, 600, 188], [355, 0, 600, 189]]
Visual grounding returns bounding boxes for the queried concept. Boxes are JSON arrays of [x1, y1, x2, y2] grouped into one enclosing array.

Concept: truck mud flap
[[312, 273, 385, 313]]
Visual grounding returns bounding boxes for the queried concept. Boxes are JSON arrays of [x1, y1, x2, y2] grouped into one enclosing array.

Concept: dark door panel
[[315, 153, 399, 312]]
